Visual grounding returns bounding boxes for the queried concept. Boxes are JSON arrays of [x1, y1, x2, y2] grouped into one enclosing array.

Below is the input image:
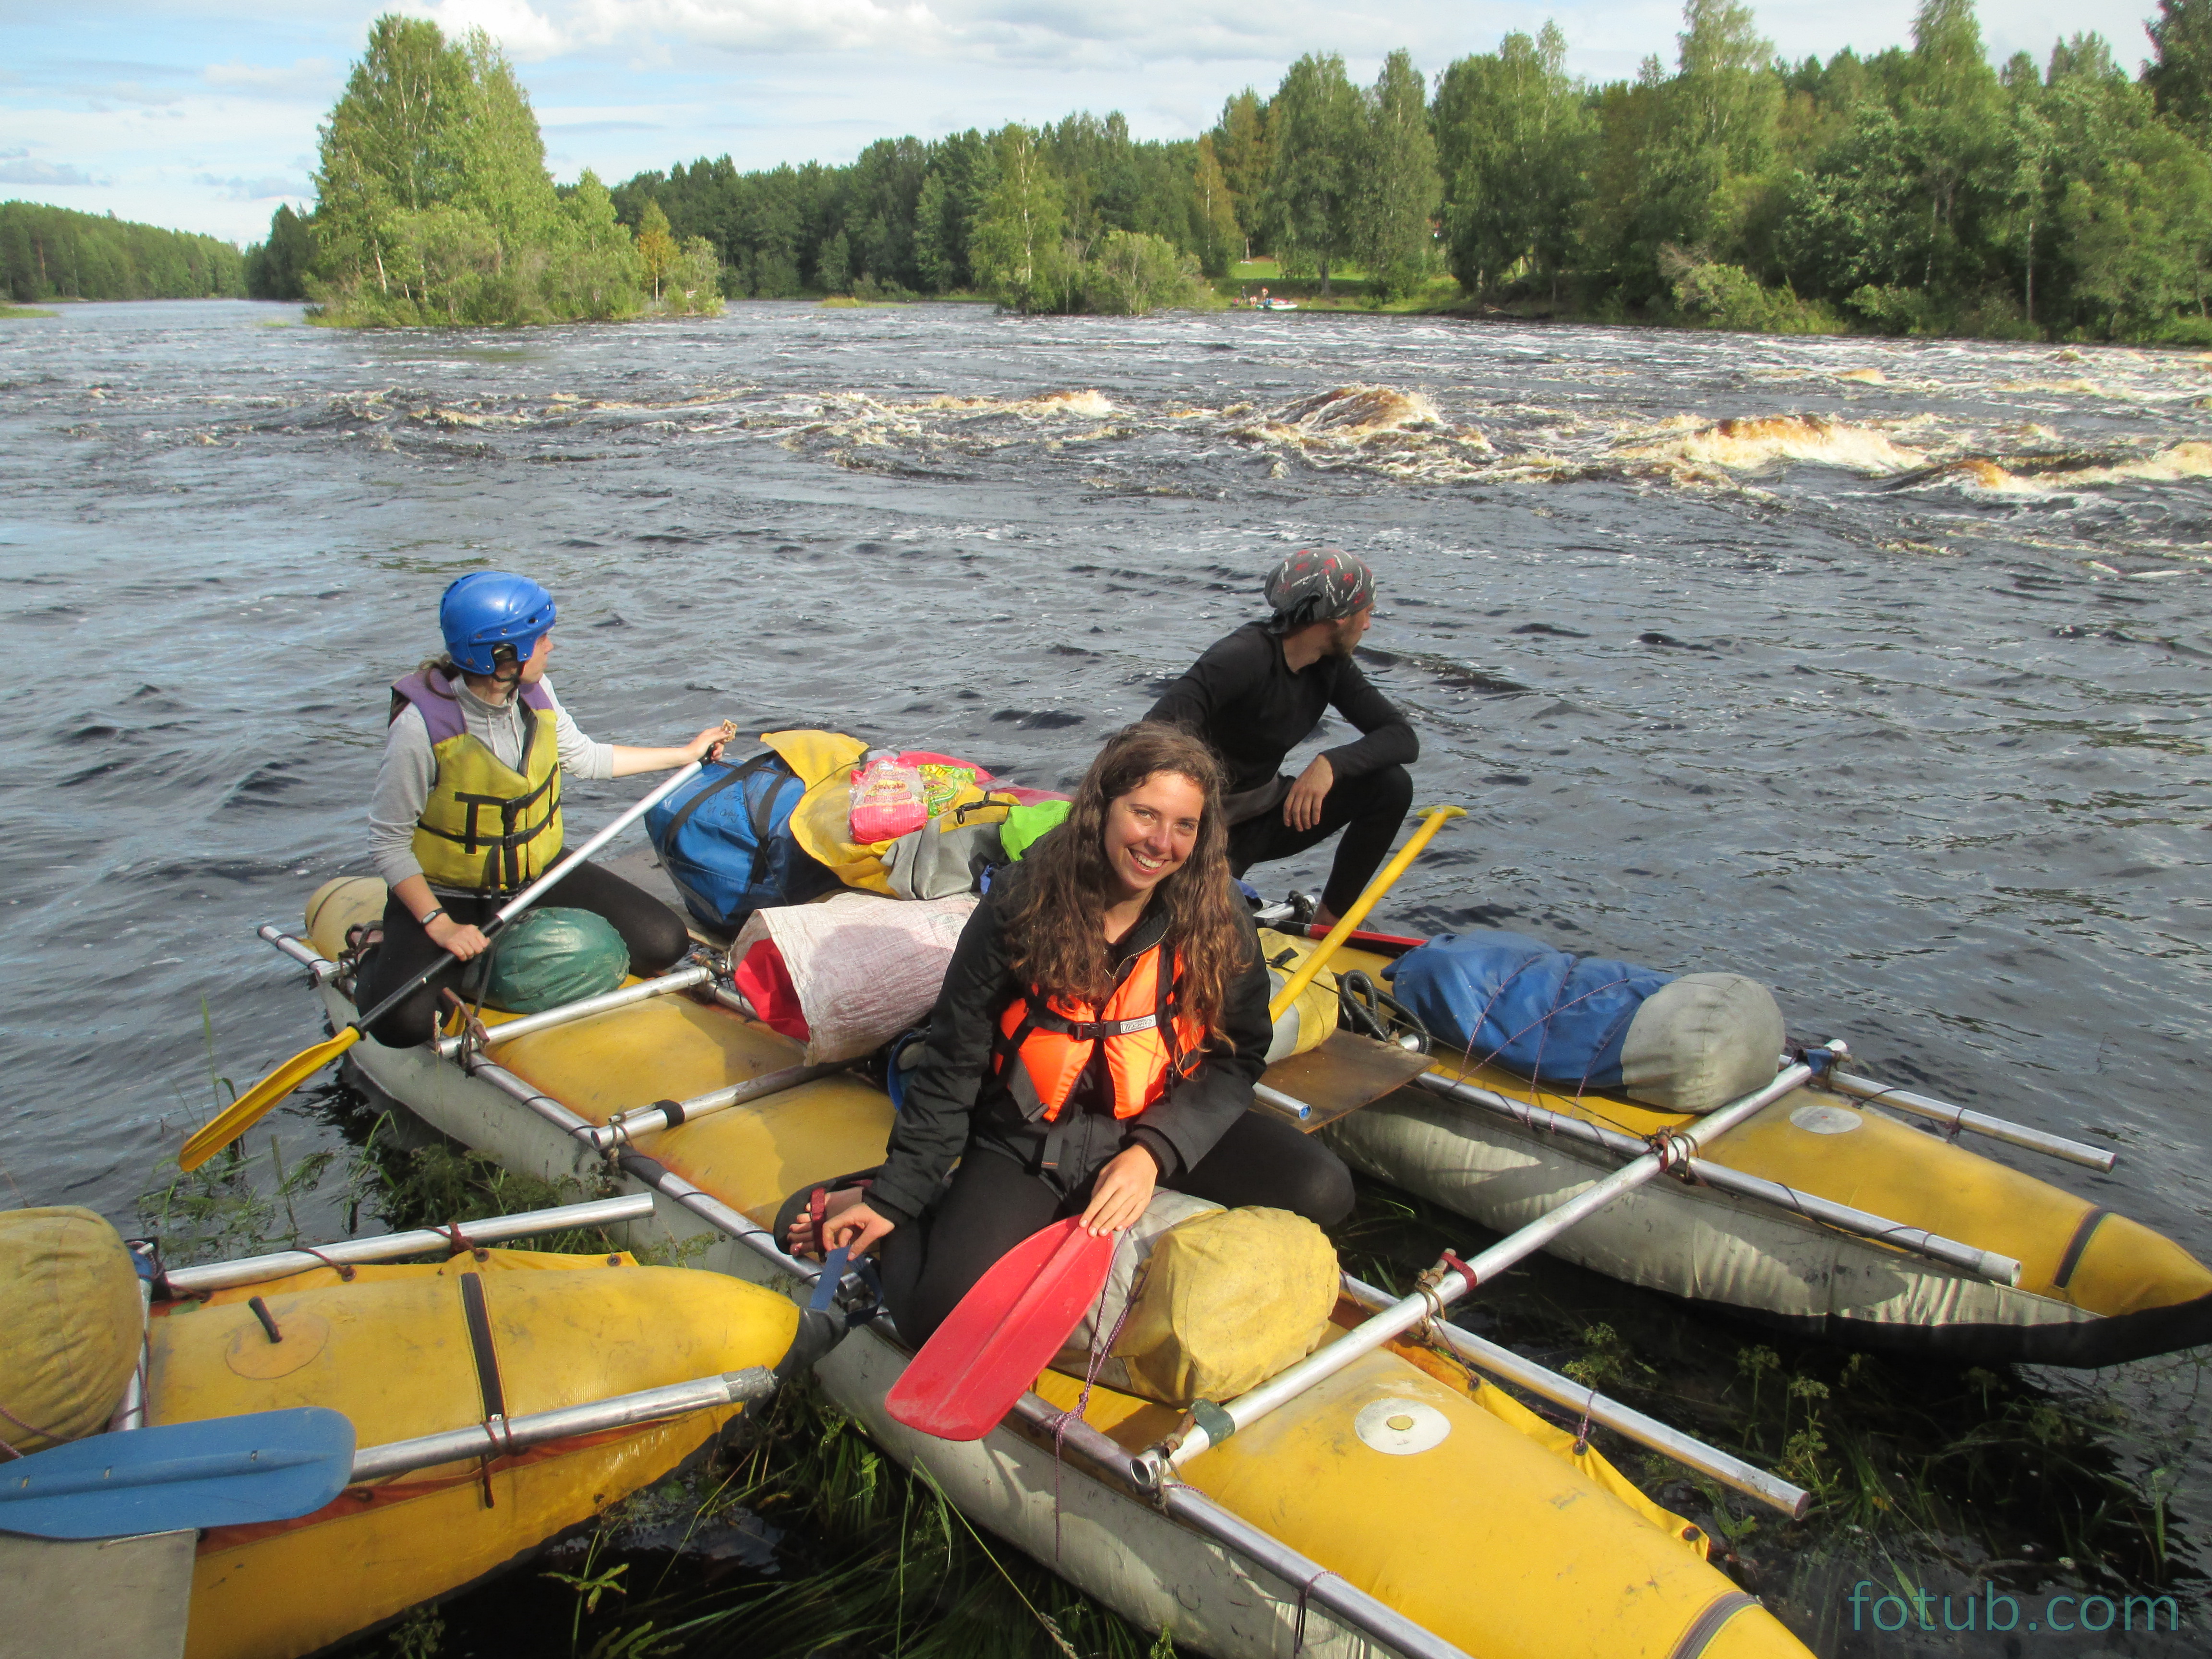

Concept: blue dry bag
[[1383, 931, 1674, 1093], [646, 751, 839, 931]]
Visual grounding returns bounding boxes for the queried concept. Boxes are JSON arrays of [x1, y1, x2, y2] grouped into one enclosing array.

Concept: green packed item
[[999, 799, 1073, 861], [464, 906, 630, 1013]]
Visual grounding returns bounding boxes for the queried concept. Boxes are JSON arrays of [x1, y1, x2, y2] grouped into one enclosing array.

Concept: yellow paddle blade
[[177, 1027, 363, 1172]]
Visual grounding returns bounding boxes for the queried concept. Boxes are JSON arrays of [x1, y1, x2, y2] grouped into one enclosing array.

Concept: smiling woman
[[808, 721, 1354, 1349]]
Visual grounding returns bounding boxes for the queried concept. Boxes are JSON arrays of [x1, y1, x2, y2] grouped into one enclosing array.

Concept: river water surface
[[2, 299, 2208, 1655]]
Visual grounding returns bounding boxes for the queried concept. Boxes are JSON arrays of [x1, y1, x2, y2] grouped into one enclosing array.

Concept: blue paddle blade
[[0, 1407, 356, 1540]]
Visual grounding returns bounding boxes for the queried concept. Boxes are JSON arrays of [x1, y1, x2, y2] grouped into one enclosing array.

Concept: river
[[1, 298, 2207, 1655]]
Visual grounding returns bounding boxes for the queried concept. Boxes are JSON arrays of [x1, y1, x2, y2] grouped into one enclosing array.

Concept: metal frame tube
[[258, 925, 335, 978], [1411, 1071, 2023, 1285], [586, 1062, 846, 1151], [433, 966, 713, 1058], [162, 1195, 658, 1295], [1827, 1071, 2115, 1172], [106, 1242, 156, 1433], [1337, 1274, 1809, 1517], [1154, 1063, 1815, 1472], [349, 1368, 776, 1484], [459, 1057, 856, 1293]]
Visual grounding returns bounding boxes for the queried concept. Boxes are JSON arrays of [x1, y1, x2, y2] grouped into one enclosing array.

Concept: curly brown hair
[[1000, 722, 1252, 1042]]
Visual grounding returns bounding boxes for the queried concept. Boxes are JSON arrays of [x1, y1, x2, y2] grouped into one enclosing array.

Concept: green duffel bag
[[463, 906, 630, 1013]]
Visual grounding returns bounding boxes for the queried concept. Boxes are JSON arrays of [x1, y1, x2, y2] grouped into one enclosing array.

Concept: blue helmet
[[439, 572, 556, 675]]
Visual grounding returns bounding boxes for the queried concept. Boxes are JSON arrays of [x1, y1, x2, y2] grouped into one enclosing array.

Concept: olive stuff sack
[[647, 750, 840, 931], [0, 1207, 145, 1453], [463, 906, 629, 1013], [1050, 1196, 1339, 1407]]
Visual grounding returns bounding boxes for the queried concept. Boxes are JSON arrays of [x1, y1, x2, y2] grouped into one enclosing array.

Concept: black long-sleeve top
[[865, 857, 1274, 1226], [1144, 621, 1418, 801]]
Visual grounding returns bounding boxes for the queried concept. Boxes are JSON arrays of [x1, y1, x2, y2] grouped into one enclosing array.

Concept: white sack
[[733, 892, 978, 1065]]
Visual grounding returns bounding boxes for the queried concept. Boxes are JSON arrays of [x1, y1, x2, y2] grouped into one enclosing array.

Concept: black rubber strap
[[459, 1271, 507, 1422], [2052, 1207, 2112, 1291], [653, 1098, 685, 1128], [1667, 1591, 1758, 1659]]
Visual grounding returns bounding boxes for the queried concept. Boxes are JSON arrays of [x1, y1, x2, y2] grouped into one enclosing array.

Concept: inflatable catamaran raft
[[268, 875, 1815, 1659], [0, 1196, 796, 1659], [1274, 918, 2212, 1370], [216, 738, 2205, 1654]]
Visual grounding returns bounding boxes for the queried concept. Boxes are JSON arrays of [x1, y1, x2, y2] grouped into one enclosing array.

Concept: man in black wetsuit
[[1145, 547, 1417, 927]]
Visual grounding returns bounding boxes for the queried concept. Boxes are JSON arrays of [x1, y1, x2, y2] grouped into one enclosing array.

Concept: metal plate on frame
[[1256, 1031, 1433, 1134]]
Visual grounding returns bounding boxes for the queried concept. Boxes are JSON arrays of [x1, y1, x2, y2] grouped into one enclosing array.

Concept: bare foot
[[786, 1185, 868, 1258]]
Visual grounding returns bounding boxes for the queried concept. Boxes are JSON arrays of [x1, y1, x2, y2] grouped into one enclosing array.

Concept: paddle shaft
[[180, 758, 707, 1171], [349, 757, 707, 1038], [1154, 1061, 1815, 1472], [1268, 805, 1464, 1022]]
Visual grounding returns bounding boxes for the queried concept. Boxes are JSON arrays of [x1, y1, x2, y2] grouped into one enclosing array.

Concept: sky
[[0, 0, 2168, 247]]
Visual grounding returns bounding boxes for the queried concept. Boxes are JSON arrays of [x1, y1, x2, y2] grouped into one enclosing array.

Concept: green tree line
[[3, 202, 245, 302], [592, 0, 2212, 338]]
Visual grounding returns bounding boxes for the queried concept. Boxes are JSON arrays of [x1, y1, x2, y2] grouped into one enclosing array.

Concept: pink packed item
[[848, 750, 998, 843]]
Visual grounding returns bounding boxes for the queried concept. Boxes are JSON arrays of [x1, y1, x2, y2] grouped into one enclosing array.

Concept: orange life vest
[[992, 941, 1206, 1122]]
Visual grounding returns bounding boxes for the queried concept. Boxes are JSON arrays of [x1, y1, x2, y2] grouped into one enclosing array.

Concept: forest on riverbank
[[219, 0, 2212, 340], [2, 201, 246, 303], [590, 0, 2212, 341]]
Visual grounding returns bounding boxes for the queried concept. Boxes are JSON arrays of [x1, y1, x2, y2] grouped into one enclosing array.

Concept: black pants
[[1227, 762, 1413, 918], [356, 857, 691, 1047], [879, 1109, 1354, 1350]]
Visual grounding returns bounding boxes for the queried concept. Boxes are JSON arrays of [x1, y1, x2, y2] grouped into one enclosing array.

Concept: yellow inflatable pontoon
[[0, 1194, 797, 1659]]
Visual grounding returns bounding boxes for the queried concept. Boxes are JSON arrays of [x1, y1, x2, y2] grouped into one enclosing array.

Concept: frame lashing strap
[[459, 1271, 510, 1508]]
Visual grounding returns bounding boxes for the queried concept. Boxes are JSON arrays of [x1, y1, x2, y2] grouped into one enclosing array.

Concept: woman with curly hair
[[819, 721, 1354, 1349]]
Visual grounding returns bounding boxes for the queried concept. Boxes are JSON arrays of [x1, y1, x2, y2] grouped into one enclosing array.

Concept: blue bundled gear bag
[[1383, 930, 1675, 1092], [646, 751, 838, 931]]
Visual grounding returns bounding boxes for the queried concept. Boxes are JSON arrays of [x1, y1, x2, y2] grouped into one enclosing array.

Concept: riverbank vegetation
[[262, 16, 714, 327], [2, 201, 245, 303], [231, 0, 2212, 337], [591, 0, 2212, 341]]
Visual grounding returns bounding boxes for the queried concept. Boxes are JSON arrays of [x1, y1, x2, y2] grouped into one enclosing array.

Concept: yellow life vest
[[391, 668, 564, 893]]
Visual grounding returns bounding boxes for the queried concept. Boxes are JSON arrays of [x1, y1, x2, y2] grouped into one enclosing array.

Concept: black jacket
[[1145, 621, 1418, 801], [866, 858, 1274, 1225]]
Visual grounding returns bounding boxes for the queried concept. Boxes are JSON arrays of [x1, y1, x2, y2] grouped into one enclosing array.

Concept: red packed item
[[731, 939, 811, 1041]]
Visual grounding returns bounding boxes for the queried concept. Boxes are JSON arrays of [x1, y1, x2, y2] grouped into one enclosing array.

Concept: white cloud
[[0, 154, 99, 186], [202, 58, 339, 98], [193, 170, 311, 200], [416, 0, 584, 60]]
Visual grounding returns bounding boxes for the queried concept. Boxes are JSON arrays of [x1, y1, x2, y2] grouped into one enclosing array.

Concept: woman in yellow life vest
[[358, 572, 728, 1047], [819, 723, 1353, 1349]]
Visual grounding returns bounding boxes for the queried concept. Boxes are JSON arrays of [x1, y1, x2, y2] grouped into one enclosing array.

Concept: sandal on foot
[[771, 1167, 880, 1261]]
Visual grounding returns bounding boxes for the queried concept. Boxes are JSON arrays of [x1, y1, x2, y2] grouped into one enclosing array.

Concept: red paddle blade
[[886, 1216, 1115, 1441]]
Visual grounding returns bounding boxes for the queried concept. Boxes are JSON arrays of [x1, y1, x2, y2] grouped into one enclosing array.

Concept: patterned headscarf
[[1263, 547, 1375, 634]]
